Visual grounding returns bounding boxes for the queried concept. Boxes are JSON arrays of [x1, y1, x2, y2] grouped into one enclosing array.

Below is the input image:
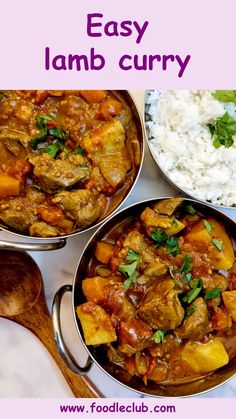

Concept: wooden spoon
[[0, 250, 102, 398]]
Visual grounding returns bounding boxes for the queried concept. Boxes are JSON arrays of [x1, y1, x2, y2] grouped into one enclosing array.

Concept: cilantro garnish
[[185, 305, 196, 318], [212, 238, 223, 251], [180, 254, 192, 273], [204, 287, 221, 300], [212, 90, 236, 103], [150, 230, 167, 246], [118, 249, 142, 290], [185, 205, 197, 215], [73, 146, 85, 156], [166, 236, 181, 256], [207, 112, 236, 149], [204, 219, 213, 233], [151, 330, 166, 344]]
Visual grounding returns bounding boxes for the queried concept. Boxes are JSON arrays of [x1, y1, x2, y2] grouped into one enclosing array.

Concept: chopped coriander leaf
[[0, 92, 4, 101], [189, 278, 202, 289], [151, 230, 167, 246], [73, 146, 85, 156], [207, 123, 215, 136], [31, 137, 47, 148], [212, 90, 236, 103], [204, 287, 221, 300], [35, 115, 53, 129], [31, 115, 54, 148], [166, 236, 181, 256], [43, 144, 60, 158], [119, 261, 137, 278], [126, 249, 142, 263], [185, 205, 196, 215], [119, 250, 142, 290], [151, 330, 166, 344], [48, 127, 66, 140], [204, 219, 213, 233], [182, 287, 202, 304], [183, 273, 192, 283], [212, 238, 223, 251], [124, 271, 137, 289], [172, 218, 178, 227], [185, 305, 196, 318], [208, 112, 236, 149], [180, 254, 192, 273]]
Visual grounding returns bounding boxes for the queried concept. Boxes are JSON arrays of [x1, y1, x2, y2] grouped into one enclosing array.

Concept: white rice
[[145, 90, 236, 207]]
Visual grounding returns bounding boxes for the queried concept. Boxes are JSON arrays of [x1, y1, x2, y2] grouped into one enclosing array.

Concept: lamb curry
[[0, 90, 140, 237], [77, 198, 236, 387]]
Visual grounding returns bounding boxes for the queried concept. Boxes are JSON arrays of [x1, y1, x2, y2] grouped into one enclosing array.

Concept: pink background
[[0, 398, 235, 418], [0, 0, 235, 88]]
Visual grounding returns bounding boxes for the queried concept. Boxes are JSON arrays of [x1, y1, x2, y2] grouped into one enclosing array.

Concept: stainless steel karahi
[[52, 197, 236, 397], [144, 90, 236, 210], [0, 91, 144, 252]]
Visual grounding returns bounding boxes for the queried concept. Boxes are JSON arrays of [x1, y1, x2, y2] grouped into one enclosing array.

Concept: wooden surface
[[0, 251, 102, 398]]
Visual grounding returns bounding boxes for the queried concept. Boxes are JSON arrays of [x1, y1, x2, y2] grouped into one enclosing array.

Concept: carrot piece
[[0, 174, 21, 197], [80, 90, 107, 103]]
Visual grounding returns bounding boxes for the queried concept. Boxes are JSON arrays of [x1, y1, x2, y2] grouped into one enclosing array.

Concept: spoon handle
[[11, 291, 103, 398]]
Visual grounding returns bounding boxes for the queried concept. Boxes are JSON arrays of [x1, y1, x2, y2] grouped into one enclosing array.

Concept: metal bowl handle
[[52, 284, 93, 375], [0, 238, 66, 251]]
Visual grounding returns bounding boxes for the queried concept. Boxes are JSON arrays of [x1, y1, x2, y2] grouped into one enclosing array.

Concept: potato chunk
[[82, 276, 110, 304], [185, 217, 234, 270], [181, 338, 229, 373], [95, 241, 114, 264], [222, 290, 236, 321], [0, 174, 21, 197], [76, 302, 116, 345], [165, 218, 185, 236]]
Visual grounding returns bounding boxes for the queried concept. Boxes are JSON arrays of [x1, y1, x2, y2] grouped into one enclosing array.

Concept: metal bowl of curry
[[52, 197, 236, 397], [0, 90, 144, 250]]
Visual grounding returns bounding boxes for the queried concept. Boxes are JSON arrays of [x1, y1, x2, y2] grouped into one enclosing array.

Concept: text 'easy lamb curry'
[[77, 198, 236, 386], [0, 90, 139, 237]]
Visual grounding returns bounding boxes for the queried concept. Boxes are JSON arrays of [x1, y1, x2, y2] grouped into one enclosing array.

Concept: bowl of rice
[[145, 90, 236, 208]]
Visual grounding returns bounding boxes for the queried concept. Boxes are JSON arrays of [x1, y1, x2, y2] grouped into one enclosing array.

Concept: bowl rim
[[144, 89, 236, 211], [71, 196, 236, 397]]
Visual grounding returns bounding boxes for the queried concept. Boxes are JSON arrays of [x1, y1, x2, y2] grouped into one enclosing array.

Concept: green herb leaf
[[180, 254, 192, 273], [151, 330, 166, 344], [166, 236, 181, 256], [183, 273, 192, 283], [212, 238, 223, 251], [151, 230, 167, 246], [208, 112, 236, 149], [73, 146, 85, 156], [124, 271, 137, 290], [35, 115, 53, 129], [204, 287, 221, 300], [43, 144, 60, 158], [185, 205, 197, 215], [31, 115, 53, 148], [212, 90, 236, 103], [186, 287, 202, 304], [189, 278, 202, 289], [204, 219, 213, 233], [126, 249, 142, 263], [119, 261, 137, 278], [48, 127, 66, 140], [119, 250, 142, 290], [185, 305, 196, 318], [0, 92, 5, 101]]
